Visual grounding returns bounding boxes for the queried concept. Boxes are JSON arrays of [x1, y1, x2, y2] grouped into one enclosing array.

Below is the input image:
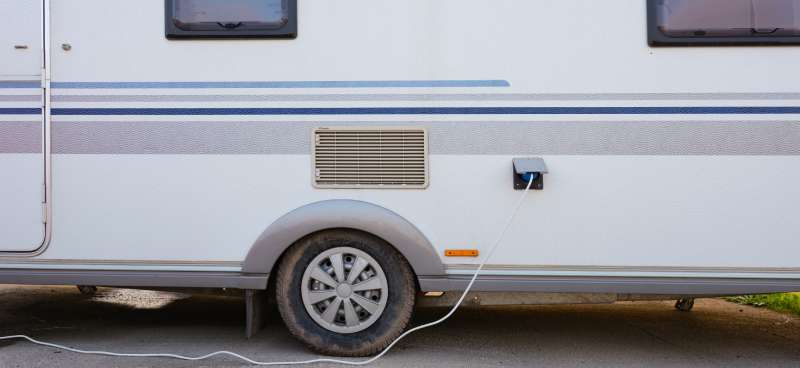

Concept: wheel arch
[[243, 200, 446, 280]]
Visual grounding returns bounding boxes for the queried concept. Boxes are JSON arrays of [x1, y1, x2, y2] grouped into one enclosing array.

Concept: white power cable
[[0, 175, 537, 366]]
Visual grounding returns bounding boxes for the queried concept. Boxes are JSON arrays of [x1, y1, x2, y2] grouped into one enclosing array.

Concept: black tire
[[76, 285, 98, 296], [275, 229, 416, 357], [675, 298, 695, 312]]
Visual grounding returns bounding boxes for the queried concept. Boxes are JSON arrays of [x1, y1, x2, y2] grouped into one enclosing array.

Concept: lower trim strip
[[445, 264, 800, 274], [419, 275, 800, 295], [0, 269, 268, 290], [4, 270, 798, 295]]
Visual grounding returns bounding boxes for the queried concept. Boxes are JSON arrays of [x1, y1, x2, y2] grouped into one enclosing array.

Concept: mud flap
[[245, 289, 267, 338]]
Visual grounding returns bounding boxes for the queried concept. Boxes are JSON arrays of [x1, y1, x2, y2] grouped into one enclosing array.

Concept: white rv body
[[2, 0, 800, 294]]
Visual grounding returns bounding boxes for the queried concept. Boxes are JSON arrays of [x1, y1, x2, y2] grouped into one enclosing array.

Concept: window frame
[[164, 0, 297, 39], [647, 0, 800, 46]]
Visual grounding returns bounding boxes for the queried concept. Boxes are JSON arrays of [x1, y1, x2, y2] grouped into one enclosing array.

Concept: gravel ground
[[1, 285, 798, 368]]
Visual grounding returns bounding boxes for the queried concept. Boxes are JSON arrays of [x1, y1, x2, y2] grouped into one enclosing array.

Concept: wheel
[[275, 230, 416, 357], [675, 298, 695, 312], [76, 285, 98, 296]]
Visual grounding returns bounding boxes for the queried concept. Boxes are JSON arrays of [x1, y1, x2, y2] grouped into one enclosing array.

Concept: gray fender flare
[[242, 200, 446, 278]]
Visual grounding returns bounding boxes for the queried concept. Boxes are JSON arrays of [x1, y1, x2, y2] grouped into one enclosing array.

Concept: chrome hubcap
[[301, 247, 388, 334]]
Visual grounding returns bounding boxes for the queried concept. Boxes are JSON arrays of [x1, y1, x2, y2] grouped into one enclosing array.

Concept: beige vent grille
[[313, 127, 428, 188]]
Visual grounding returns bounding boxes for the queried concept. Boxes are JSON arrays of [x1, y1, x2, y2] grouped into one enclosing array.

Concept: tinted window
[[649, 0, 800, 45], [165, 0, 297, 39]]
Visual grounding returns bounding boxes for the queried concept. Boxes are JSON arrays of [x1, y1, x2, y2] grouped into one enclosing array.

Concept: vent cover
[[313, 127, 428, 189]]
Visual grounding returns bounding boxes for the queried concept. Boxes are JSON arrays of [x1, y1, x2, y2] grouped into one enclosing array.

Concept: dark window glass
[[172, 0, 287, 31], [649, 0, 800, 45], [165, 0, 297, 39]]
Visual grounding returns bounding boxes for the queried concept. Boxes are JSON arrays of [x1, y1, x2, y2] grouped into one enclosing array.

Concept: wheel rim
[[301, 247, 389, 334]]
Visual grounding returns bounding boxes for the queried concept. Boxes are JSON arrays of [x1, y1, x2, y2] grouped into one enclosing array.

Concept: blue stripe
[[0, 108, 41, 115], [50, 80, 511, 89], [51, 106, 800, 116], [0, 81, 40, 89]]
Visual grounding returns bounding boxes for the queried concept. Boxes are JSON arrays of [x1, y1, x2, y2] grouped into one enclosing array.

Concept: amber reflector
[[445, 249, 479, 257]]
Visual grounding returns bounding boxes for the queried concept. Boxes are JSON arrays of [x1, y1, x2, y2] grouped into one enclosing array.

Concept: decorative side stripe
[[51, 92, 800, 103], [51, 106, 800, 116], [0, 108, 41, 115], [0, 95, 41, 102], [0, 81, 40, 89], [445, 264, 800, 274], [50, 80, 511, 89], [0, 121, 41, 153], [51, 120, 800, 155]]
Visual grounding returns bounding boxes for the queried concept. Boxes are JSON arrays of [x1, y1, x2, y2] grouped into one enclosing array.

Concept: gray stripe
[[0, 122, 42, 153], [0, 95, 41, 102], [52, 120, 800, 155], [52, 92, 800, 102]]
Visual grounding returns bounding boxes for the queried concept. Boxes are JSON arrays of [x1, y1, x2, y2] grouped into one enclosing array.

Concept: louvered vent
[[313, 127, 428, 188]]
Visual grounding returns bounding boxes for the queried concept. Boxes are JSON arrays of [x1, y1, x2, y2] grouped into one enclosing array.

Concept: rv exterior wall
[[0, 0, 799, 295]]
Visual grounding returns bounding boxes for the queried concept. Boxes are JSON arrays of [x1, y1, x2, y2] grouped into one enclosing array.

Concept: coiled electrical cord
[[0, 175, 536, 366]]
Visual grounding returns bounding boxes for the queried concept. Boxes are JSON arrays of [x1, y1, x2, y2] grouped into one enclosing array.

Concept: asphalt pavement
[[1, 285, 798, 367]]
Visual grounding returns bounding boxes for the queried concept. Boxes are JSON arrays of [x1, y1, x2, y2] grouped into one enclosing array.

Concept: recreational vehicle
[[2, 0, 800, 356]]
